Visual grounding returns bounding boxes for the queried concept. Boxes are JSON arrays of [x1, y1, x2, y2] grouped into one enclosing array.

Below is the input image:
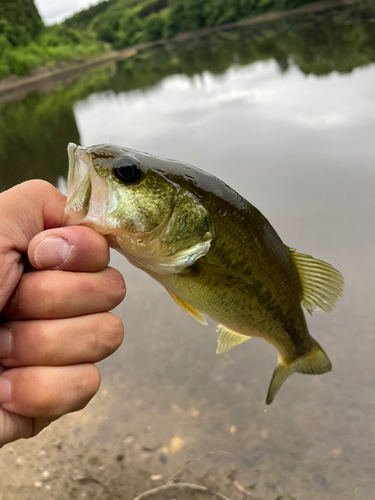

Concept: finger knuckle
[[18, 322, 52, 364], [31, 272, 59, 316], [104, 313, 124, 353], [72, 365, 101, 410], [85, 313, 123, 360], [35, 365, 100, 416], [104, 268, 126, 305], [76, 274, 96, 296], [24, 369, 60, 416]]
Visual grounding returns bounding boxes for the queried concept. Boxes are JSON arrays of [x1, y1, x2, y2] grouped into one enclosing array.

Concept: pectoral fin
[[287, 247, 344, 314], [216, 324, 250, 354], [167, 290, 208, 325]]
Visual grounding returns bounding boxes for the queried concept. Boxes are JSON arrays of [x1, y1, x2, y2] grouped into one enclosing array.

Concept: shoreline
[[0, 0, 360, 102]]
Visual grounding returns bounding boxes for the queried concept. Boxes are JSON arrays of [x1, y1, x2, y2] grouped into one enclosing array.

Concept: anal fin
[[167, 290, 208, 325], [216, 324, 250, 354]]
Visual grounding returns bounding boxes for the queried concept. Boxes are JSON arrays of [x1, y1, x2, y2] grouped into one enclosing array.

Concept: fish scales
[[154, 187, 310, 354], [64, 143, 343, 404]]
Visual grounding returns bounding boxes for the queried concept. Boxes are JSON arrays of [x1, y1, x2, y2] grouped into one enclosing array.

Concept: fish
[[64, 142, 343, 404]]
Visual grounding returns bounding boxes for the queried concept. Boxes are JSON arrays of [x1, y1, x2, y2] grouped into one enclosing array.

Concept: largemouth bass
[[64, 143, 343, 404]]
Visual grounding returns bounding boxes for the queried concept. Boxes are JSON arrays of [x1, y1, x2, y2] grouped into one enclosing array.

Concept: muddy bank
[[1, 432, 253, 500]]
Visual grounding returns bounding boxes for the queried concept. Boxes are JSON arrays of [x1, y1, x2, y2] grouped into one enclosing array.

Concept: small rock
[[142, 443, 161, 453], [124, 434, 135, 445], [53, 440, 62, 450], [169, 436, 185, 453], [313, 474, 328, 489], [42, 470, 50, 480], [15, 456, 24, 465], [116, 454, 124, 462], [34, 481, 43, 489], [171, 404, 184, 414], [159, 453, 168, 464], [45, 485, 51, 491], [151, 474, 163, 481], [98, 465, 105, 472], [88, 455, 99, 466], [188, 408, 200, 417], [7, 447, 14, 454], [37, 450, 46, 458], [72, 469, 84, 481], [229, 426, 236, 434]]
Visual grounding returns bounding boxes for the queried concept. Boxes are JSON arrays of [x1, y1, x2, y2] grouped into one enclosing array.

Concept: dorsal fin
[[287, 247, 344, 314], [167, 290, 208, 325], [216, 324, 250, 354]]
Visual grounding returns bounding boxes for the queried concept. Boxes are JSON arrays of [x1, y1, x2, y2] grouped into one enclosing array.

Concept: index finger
[[0, 180, 65, 311]]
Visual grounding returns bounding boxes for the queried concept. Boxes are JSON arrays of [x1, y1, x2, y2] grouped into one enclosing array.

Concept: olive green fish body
[[148, 188, 313, 365], [64, 143, 343, 404]]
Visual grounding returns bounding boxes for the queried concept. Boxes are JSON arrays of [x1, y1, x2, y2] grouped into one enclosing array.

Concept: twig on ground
[[133, 481, 233, 500], [232, 479, 255, 497], [77, 476, 114, 499], [133, 450, 238, 500], [167, 450, 234, 485]]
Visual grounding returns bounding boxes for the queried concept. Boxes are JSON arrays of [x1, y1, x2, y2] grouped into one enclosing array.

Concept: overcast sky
[[34, 0, 102, 24]]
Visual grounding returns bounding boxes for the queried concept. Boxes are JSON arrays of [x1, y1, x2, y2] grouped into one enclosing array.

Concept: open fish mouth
[[65, 143, 120, 234], [65, 142, 92, 221]]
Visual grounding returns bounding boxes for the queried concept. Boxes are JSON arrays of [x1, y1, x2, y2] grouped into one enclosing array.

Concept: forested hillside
[[0, 0, 323, 80], [64, 0, 315, 48], [0, 0, 104, 79], [0, 0, 43, 46]]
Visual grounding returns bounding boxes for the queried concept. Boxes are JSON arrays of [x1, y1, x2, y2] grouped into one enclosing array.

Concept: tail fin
[[265, 339, 332, 405]]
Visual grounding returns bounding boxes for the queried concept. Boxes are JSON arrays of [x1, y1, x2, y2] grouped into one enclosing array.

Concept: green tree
[[144, 10, 168, 41], [0, 0, 43, 46]]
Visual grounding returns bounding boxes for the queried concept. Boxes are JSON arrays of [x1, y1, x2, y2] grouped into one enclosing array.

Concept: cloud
[[34, 0, 102, 24]]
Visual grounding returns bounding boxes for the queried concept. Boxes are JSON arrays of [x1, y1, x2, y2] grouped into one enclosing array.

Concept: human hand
[[0, 180, 125, 448]]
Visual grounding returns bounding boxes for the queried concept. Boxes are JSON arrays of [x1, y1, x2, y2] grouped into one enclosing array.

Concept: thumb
[[0, 180, 66, 311]]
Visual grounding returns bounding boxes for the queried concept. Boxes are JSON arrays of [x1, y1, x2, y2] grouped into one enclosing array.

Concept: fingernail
[[0, 326, 12, 359], [0, 377, 11, 404], [34, 237, 71, 269]]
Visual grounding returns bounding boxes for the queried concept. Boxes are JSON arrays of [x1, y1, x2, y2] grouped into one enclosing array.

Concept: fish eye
[[113, 156, 142, 183]]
